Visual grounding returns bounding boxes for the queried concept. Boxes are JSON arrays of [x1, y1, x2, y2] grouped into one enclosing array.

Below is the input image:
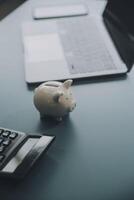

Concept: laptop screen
[[105, 1, 134, 36], [0, 0, 27, 20]]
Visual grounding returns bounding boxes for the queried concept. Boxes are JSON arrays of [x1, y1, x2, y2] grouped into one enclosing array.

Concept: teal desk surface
[[0, 0, 134, 200]]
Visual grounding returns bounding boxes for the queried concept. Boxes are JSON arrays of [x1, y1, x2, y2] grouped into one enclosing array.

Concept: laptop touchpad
[[24, 33, 65, 63]]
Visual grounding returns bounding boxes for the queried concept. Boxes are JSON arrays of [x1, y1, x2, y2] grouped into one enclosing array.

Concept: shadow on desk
[[27, 74, 127, 91], [0, 154, 58, 199]]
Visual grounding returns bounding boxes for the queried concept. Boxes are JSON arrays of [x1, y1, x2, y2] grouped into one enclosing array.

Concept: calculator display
[[2, 138, 38, 173]]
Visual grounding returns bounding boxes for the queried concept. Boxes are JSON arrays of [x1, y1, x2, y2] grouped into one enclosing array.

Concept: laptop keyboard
[[58, 16, 117, 74]]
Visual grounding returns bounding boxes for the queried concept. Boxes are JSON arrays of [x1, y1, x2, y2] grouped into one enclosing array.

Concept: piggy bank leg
[[40, 112, 46, 119]]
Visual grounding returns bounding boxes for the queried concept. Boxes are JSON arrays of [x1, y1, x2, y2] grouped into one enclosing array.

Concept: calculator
[[0, 127, 55, 179]]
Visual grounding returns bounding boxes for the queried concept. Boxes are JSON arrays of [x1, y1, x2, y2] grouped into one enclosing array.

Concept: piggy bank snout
[[69, 101, 76, 112]]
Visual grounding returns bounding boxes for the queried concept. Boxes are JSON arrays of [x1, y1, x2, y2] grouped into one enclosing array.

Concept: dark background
[[106, 0, 134, 36]]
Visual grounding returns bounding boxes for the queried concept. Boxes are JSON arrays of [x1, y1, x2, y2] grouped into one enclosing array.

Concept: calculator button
[[0, 138, 3, 144], [2, 131, 10, 137], [0, 145, 5, 153], [3, 139, 11, 146], [0, 155, 4, 162], [9, 132, 18, 139]]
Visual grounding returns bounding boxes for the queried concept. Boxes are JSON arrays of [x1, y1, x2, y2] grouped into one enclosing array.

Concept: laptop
[[22, 1, 134, 83]]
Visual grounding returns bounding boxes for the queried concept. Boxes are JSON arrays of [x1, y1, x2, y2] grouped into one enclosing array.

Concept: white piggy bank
[[33, 80, 76, 121]]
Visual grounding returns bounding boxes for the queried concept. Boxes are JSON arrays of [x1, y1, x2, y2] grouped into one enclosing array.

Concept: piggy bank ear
[[63, 80, 73, 89], [53, 91, 63, 103]]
